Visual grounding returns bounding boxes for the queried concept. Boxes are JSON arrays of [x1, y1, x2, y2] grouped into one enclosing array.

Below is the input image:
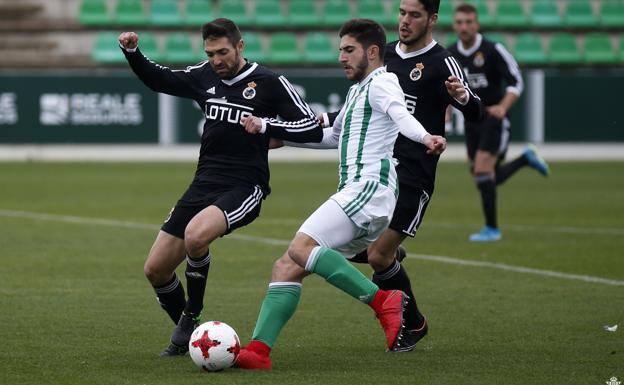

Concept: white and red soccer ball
[[188, 321, 240, 372]]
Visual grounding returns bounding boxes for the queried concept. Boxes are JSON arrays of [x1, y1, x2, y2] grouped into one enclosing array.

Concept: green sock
[[309, 246, 378, 303], [251, 283, 301, 348]]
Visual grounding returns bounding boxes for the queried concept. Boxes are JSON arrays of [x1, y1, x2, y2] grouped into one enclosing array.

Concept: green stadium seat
[[485, 32, 508, 47], [164, 33, 197, 64], [437, 1, 454, 27], [303, 32, 337, 65], [563, 0, 597, 27], [184, 0, 214, 26], [494, 0, 528, 27], [548, 33, 581, 64], [242, 32, 267, 63], [253, 0, 287, 27], [287, 0, 321, 28], [78, 0, 110, 26], [268, 32, 300, 64], [583, 33, 617, 64], [138, 32, 164, 62], [150, 0, 182, 26], [321, 0, 352, 27], [92, 32, 125, 64], [600, 1, 624, 28], [530, 0, 562, 28], [218, 0, 251, 27], [620, 37, 624, 62], [356, 0, 391, 26], [470, 0, 494, 28], [513, 33, 548, 64], [114, 0, 147, 25]]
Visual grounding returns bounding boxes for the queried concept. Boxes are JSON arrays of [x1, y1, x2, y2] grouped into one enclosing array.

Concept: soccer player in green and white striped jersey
[[235, 19, 446, 369]]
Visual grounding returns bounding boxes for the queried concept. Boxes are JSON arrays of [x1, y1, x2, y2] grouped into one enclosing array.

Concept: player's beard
[[216, 51, 242, 79], [349, 55, 369, 82]]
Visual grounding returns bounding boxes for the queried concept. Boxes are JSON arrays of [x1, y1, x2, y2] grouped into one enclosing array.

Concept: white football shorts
[[298, 180, 396, 257]]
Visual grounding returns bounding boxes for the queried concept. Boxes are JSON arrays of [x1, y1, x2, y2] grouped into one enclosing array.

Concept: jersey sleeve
[[368, 73, 407, 114], [122, 46, 205, 99], [492, 43, 524, 96], [442, 54, 484, 122], [262, 75, 322, 143]]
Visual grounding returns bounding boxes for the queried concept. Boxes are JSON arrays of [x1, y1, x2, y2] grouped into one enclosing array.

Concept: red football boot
[[234, 340, 272, 369], [370, 290, 409, 352]]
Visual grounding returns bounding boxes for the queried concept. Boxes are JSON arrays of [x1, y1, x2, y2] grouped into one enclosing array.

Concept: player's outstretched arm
[[118, 32, 198, 99], [443, 56, 484, 122], [241, 115, 339, 149]]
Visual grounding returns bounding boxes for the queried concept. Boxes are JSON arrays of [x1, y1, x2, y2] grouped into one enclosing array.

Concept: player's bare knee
[[143, 261, 169, 285], [367, 247, 394, 271], [184, 227, 209, 257]]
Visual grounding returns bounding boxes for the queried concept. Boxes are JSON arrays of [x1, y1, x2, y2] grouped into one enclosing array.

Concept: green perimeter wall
[[0, 70, 622, 144]]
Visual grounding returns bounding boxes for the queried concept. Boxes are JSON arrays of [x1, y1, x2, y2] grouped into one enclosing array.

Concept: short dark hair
[[339, 18, 386, 60], [454, 3, 478, 16], [418, 0, 440, 16], [201, 18, 241, 47]]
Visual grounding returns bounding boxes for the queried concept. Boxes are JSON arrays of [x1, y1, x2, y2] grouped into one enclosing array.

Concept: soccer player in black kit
[[119, 18, 321, 356], [448, 3, 550, 242], [322, 0, 483, 350]]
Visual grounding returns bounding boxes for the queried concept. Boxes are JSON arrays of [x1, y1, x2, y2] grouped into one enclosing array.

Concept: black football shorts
[[465, 115, 510, 161], [161, 183, 264, 239], [389, 182, 432, 238]]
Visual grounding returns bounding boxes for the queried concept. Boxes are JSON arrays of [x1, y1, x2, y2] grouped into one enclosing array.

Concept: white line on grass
[[258, 218, 624, 236], [1, 209, 623, 287]]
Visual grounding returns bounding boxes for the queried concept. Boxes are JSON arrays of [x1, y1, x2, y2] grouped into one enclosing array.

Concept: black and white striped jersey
[[122, 48, 321, 196], [382, 40, 483, 192], [447, 33, 523, 107]]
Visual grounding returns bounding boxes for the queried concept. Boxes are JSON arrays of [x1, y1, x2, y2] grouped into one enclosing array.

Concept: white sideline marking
[[1, 209, 623, 287], [260, 218, 624, 236]]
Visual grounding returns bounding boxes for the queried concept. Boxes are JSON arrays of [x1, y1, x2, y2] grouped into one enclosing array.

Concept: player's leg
[[236, 253, 309, 369], [470, 117, 502, 242], [144, 230, 187, 325], [291, 193, 409, 351]]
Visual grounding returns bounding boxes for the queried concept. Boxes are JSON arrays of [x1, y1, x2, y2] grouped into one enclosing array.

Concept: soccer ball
[[188, 321, 240, 372]]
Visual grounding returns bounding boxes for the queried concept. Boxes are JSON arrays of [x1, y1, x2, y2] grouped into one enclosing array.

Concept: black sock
[[348, 249, 369, 264], [184, 251, 211, 316], [373, 259, 425, 330], [496, 154, 528, 185], [153, 273, 186, 324], [476, 174, 497, 229]]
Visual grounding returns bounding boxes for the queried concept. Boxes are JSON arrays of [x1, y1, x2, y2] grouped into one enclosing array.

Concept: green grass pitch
[[1, 161, 622, 385]]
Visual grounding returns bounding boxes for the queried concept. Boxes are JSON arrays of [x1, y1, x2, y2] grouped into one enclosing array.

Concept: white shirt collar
[[457, 33, 483, 57], [359, 66, 386, 86], [394, 39, 437, 59], [221, 62, 258, 85]]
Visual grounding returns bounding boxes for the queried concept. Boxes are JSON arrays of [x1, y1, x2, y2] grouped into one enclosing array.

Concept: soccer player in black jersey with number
[[322, 0, 483, 349], [448, 3, 550, 242], [119, 18, 322, 356]]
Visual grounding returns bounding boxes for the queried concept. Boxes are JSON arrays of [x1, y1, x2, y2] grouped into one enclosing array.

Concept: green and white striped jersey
[[333, 67, 405, 192]]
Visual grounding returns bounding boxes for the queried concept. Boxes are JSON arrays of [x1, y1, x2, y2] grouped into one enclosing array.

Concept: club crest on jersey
[[473, 51, 485, 67], [409, 63, 424, 81], [243, 81, 257, 99]]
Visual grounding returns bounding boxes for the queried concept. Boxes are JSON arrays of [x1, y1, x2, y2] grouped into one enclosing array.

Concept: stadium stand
[[288, 0, 322, 28], [254, 0, 288, 28], [163, 32, 197, 64], [514, 32, 548, 64], [530, 0, 562, 28], [268, 32, 300, 64], [563, 0, 598, 27], [78, 0, 111, 26], [494, 0, 529, 28], [1, 0, 623, 69], [149, 0, 183, 27], [583, 32, 617, 63], [548, 32, 582, 64], [114, 0, 147, 26]]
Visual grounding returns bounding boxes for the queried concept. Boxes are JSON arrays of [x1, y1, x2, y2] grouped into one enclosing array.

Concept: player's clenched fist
[[422, 135, 447, 155], [118, 32, 138, 50]]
